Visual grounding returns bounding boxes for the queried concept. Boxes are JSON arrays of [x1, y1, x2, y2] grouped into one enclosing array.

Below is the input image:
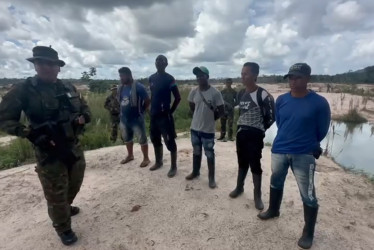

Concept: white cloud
[[0, 0, 373, 79]]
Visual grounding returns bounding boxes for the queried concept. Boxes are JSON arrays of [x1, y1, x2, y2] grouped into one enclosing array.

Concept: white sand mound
[[1, 138, 373, 250]]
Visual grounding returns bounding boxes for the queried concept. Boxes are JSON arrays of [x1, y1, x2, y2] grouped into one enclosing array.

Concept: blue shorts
[[120, 116, 148, 145]]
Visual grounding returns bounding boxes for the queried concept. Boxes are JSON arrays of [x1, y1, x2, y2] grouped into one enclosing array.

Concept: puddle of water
[[264, 122, 374, 175]]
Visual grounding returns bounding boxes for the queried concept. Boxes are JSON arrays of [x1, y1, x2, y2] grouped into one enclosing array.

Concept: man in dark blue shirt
[[258, 63, 331, 249], [118, 67, 151, 168], [148, 55, 181, 178]]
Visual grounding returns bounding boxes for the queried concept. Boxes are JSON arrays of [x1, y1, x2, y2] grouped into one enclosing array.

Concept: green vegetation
[[264, 142, 272, 147], [0, 85, 245, 170], [333, 109, 368, 124], [0, 88, 199, 169], [0, 138, 34, 170]]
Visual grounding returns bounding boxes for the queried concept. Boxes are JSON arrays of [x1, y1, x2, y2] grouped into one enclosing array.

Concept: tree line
[[1, 65, 373, 91]]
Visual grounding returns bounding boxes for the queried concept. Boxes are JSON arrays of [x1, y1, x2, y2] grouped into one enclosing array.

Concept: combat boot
[[70, 206, 80, 216], [228, 129, 234, 141], [186, 154, 201, 180], [298, 204, 318, 249], [217, 132, 225, 141], [167, 151, 177, 178], [257, 188, 283, 220], [58, 229, 78, 246], [150, 146, 163, 171]]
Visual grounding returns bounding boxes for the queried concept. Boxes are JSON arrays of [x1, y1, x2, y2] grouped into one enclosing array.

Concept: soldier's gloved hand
[[33, 135, 52, 150], [73, 114, 89, 125], [26, 130, 52, 150]]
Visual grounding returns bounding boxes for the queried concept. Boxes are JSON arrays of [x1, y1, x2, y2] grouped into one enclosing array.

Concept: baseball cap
[[118, 67, 132, 76], [284, 63, 311, 79], [193, 66, 209, 76]]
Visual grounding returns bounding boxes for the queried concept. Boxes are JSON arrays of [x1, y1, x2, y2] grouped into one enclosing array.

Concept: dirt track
[[1, 138, 373, 250]]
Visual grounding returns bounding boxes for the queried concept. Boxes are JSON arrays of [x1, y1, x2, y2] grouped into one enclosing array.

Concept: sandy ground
[[1, 138, 374, 250], [258, 83, 374, 124], [0, 135, 17, 146]]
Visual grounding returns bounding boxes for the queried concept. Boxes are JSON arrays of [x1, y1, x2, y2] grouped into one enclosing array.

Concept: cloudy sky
[[0, 0, 373, 80]]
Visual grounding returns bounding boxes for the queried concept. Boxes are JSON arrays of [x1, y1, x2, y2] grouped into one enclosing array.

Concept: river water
[[264, 121, 374, 176]]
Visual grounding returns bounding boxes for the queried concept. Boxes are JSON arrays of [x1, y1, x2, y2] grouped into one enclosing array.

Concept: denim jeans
[[190, 129, 215, 160], [270, 153, 318, 207]]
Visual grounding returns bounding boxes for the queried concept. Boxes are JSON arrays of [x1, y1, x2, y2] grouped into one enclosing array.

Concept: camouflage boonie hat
[[27, 46, 65, 67]]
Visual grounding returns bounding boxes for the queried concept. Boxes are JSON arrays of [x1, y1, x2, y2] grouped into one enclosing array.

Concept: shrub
[[333, 109, 368, 123]]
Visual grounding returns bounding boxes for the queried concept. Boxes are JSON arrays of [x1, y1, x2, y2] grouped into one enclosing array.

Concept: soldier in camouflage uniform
[[0, 46, 91, 246], [218, 78, 237, 141], [104, 85, 120, 142]]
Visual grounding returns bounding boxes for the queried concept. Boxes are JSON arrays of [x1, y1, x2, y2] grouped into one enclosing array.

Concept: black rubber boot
[[228, 129, 234, 141], [186, 154, 201, 180], [58, 229, 78, 246], [253, 174, 264, 210], [70, 206, 80, 216], [207, 158, 216, 189], [257, 188, 283, 220], [229, 168, 247, 198], [298, 204, 319, 249], [150, 146, 163, 171], [217, 132, 226, 141], [167, 151, 177, 178]]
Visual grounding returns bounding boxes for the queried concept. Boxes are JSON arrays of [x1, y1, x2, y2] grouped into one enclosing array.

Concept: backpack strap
[[130, 81, 138, 107], [256, 86, 265, 118], [198, 89, 214, 111], [237, 88, 245, 107]]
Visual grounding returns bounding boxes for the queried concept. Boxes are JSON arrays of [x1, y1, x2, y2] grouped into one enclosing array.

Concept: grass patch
[[0, 86, 243, 170], [0, 138, 34, 170], [0, 88, 195, 170], [264, 142, 272, 147], [333, 109, 368, 123]]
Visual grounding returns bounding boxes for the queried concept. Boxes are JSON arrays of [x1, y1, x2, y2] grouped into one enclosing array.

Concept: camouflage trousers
[[110, 114, 120, 142], [34, 144, 86, 234], [220, 110, 234, 138]]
